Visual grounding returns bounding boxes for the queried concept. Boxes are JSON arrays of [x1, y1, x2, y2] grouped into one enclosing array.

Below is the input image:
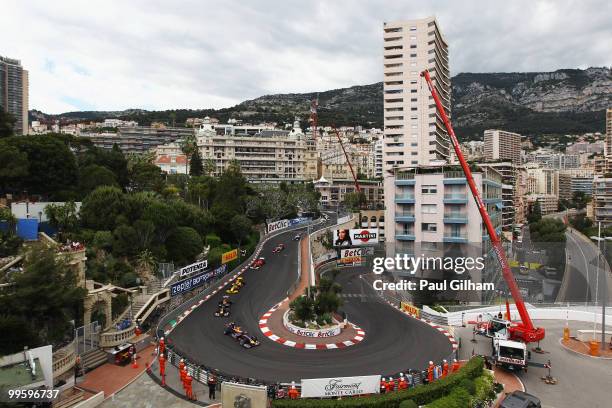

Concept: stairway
[[81, 348, 107, 372], [130, 278, 163, 318]]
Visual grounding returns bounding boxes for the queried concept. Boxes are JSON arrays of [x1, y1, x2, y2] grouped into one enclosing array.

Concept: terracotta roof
[[155, 155, 187, 165]]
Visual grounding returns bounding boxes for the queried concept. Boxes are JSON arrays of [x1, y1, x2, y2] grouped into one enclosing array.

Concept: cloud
[[0, 0, 609, 114]]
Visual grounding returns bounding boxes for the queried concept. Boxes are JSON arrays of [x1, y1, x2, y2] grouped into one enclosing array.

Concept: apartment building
[[383, 16, 451, 170], [374, 139, 384, 179], [592, 175, 612, 227], [314, 178, 384, 210], [479, 162, 519, 231], [484, 130, 521, 164], [525, 166, 559, 196], [0, 56, 28, 135], [197, 124, 306, 183], [84, 126, 194, 153], [527, 194, 558, 216], [383, 165, 503, 302]]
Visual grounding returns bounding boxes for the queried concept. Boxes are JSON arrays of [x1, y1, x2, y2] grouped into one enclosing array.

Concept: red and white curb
[[258, 300, 366, 349], [381, 298, 458, 351]]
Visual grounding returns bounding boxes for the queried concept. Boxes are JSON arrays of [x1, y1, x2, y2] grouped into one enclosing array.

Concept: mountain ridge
[[31, 67, 611, 139]]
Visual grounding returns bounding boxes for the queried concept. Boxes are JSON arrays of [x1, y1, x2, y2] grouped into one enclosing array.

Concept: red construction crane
[[332, 125, 361, 194], [309, 97, 318, 140], [420, 70, 544, 343]]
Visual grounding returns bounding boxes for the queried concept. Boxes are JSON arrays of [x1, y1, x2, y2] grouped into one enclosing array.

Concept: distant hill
[[31, 67, 611, 139]]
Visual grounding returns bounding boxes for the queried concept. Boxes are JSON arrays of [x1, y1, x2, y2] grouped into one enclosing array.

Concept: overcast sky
[[1, 0, 610, 114]]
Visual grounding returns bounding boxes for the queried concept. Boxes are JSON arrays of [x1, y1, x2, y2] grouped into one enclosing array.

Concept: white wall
[[11, 202, 82, 222]]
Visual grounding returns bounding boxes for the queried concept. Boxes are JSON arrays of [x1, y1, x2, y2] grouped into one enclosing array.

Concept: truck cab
[[493, 338, 528, 371]]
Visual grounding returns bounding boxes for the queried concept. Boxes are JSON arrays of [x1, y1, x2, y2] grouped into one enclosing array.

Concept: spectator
[[207, 373, 217, 400]]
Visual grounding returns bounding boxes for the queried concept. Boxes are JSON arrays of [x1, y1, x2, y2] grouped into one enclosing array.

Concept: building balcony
[[443, 194, 468, 204], [395, 195, 416, 204], [396, 234, 416, 241], [443, 214, 468, 224], [443, 178, 466, 185], [443, 234, 468, 243], [484, 197, 503, 204], [395, 212, 415, 222], [395, 179, 416, 186]]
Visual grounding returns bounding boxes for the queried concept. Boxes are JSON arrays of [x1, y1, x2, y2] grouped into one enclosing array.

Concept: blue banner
[[170, 264, 228, 297]]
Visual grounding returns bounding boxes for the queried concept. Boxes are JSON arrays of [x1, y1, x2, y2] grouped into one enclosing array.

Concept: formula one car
[[293, 234, 301, 241], [223, 322, 260, 348], [226, 277, 245, 294], [214, 296, 232, 317], [272, 243, 285, 253], [250, 257, 266, 269]]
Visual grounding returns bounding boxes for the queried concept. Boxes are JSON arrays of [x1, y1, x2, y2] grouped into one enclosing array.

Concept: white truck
[[492, 338, 529, 371]]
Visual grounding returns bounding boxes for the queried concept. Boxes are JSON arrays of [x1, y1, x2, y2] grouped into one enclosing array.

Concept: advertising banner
[[170, 264, 227, 297], [222, 249, 238, 264], [267, 217, 310, 234], [267, 219, 290, 234], [400, 301, 421, 318], [178, 260, 208, 278], [301, 375, 381, 398], [333, 229, 379, 247]]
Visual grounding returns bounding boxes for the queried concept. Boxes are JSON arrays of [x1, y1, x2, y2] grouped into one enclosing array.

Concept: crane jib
[[419, 69, 544, 343]]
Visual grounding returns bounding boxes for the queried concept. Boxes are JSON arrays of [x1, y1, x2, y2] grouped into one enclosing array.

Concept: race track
[[168, 224, 452, 383]]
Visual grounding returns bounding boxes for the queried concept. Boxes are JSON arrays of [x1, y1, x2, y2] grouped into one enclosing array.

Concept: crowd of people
[[59, 240, 85, 252]]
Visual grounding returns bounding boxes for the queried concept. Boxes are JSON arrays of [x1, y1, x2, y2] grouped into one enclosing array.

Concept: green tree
[[189, 149, 204, 176], [78, 164, 119, 196], [0, 110, 16, 138], [44, 201, 79, 240], [165, 226, 203, 265], [0, 315, 42, 355], [0, 142, 28, 193], [80, 186, 127, 230], [289, 296, 315, 325], [5, 245, 86, 347], [344, 191, 366, 211], [527, 200, 542, 223], [179, 133, 197, 174], [572, 191, 590, 210], [142, 201, 179, 244], [112, 225, 138, 257], [4, 135, 78, 198], [230, 214, 252, 246], [203, 157, 216, 176], [130, 162, 164, 192]]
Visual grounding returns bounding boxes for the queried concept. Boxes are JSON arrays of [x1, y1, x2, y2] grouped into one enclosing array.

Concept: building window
[[421, 223, 437, 232], [422, 204, 437, 214], [422, 185, 437, 194], [410, 45, 417, 49], [411, 160, 418, 164], [410, 26, 417, 31], [410, 53, 417, 57]]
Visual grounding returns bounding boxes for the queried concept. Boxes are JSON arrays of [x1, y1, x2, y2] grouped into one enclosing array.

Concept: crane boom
[[420, 70, 544, 343], [332, 125, 361, 193]]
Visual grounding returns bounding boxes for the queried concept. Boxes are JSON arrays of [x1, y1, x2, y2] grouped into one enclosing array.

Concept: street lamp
[[590, 224, 609, 350]]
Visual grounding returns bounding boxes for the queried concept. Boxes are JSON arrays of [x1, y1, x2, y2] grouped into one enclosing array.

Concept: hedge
[[271, 356, 484, 408]]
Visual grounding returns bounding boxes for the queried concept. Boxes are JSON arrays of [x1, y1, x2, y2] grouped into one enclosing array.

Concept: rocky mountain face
[[451, 67, 611, 138], [33, 67, 610, 139]]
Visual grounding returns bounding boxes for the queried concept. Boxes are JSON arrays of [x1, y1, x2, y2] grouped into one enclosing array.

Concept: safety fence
[[157, 340, 458, 401]]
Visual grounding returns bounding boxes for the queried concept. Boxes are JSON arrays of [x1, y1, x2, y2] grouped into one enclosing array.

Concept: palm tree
[[136, 249, 157, 282]]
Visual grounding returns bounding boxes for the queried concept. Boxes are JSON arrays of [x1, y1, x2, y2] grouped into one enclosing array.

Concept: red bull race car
[[223, 322, 260, 348], [214, 295, 232, 317]]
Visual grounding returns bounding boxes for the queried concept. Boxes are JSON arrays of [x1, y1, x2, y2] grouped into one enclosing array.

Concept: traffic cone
[[132, 354, 139, 369]]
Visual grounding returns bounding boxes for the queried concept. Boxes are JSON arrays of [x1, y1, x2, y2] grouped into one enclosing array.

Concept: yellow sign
[[400, 302, 420, 318], [222, 249, 238, 264]]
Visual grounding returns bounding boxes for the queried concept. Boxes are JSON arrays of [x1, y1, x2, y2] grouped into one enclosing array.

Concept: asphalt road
[[168, 222, 452, 383], [455, 320, 612, 408], [558, 227, 612, 303]]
